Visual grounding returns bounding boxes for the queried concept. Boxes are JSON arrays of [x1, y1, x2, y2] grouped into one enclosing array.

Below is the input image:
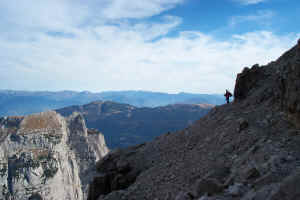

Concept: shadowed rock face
[[234, 64, 266, 101], [88, 43, 300, 200], [234, 44, 300, 126], [0, 111, 109, 200]]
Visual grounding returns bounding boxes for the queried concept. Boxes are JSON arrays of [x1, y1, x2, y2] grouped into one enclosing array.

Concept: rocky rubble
[[88, 43, 300, 200], [0, 111, 109, 200]]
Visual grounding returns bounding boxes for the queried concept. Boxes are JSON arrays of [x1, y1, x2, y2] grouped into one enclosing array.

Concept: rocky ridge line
[[56, 101, 213, 148]]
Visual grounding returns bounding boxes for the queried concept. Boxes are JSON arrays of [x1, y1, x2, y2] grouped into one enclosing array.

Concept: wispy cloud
[[234, 0, 268, 5], [101, 0, 185, 19], [0, 0, 185, 32], [229, 10, 275, 26]]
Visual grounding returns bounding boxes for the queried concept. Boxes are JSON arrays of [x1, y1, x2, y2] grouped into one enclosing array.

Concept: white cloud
[[1, 26, 298, 93], [0, 0, 299, 94], [0, 0, 86, 31], [234, 0, 268, 5], [230, 10, 275, 26]]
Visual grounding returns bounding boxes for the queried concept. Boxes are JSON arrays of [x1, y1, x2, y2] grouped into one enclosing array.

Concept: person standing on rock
[[224, 90, 232, 104]]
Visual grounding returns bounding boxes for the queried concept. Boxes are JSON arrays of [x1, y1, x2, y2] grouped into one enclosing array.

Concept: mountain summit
[[88, 43, 300, 200]]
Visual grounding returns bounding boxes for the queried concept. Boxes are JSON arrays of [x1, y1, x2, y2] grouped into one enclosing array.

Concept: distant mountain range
[[0, 90, 224, 117], [56, 101, 213, 148]]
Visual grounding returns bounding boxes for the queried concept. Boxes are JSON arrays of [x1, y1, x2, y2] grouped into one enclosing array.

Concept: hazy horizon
[[0, 89, 224, 95]]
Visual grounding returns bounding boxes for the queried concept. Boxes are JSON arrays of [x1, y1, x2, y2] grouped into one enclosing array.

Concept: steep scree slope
[[88, 43, 300, 200], [0, 111, 109, 200]]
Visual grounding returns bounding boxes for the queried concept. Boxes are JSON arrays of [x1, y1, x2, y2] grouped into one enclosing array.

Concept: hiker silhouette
[[224, 90, 232, 104]]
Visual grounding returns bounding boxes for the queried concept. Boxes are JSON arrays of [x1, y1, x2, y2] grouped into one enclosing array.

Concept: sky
[[0, 0, 299, 94]]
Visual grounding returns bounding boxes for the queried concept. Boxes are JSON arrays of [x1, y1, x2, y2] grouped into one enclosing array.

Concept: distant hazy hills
[[57, 101, 213, 148], [0, 90, 224, 117]]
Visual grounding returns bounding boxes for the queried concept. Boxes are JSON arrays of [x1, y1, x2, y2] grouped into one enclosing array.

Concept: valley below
[[56, 101, 213, 148]]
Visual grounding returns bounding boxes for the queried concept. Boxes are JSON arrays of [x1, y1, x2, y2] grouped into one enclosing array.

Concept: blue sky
[[0, 0, 299, 94]]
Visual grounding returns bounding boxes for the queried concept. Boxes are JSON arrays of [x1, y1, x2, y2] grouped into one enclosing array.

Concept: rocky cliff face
[[87, 43, 300, 200], [0, 111, 109, 200]]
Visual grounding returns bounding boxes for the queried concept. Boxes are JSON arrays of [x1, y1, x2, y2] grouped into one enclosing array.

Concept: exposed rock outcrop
[[88, 43, 300, 200], [0, 111, 108, 200]]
